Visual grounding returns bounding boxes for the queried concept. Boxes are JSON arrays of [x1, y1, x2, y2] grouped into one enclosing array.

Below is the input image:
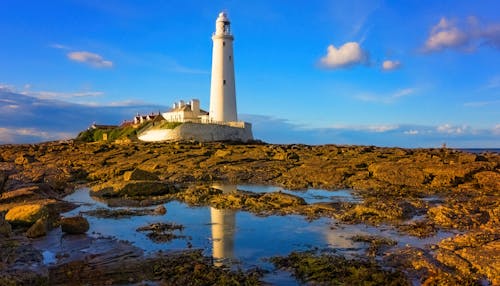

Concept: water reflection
[[210, 184, 236, 266], [35, 185, 458, 278]]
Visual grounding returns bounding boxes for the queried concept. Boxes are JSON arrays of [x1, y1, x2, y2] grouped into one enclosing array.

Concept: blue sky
[[0, 0, 499, 147]]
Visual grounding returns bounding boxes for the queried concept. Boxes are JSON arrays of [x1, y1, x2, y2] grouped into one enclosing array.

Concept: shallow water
[[237, 184, 362, 204], [34, 185, 457, 284]]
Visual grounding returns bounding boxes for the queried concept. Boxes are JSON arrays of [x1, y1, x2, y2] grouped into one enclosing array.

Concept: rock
[[368, 162, 425, 187], [92, 181, 177, 197], [0, 170, 7, 193], [258, 192, 306, 208], [457, 240, 500, 285], [5, 203, 48, 226], [474, 171, 500, 192], [14, 154, 35, 165], [123, 169, 159, 181], [0, 212, 12, 237], [154, 205, 167, 215], [0, 186, 40, 204], [26, 217, 48, 238], [61, 216, 89, 234], [214, 149, 231, 157], [287, 152, 300, 161]]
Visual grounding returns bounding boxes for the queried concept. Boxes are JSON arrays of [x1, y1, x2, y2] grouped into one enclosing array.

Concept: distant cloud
[[493, 124, 500, 135], [67, 51, 113, 68], [393, 88, 415, 98], [484, 75, 500, 90], [0, 83, 15, 92], [25, 90, 104, 100], [423, 17, 500, 52], [464, 100, 500, 107], [50, 43, 71, 50], [320, 42, 369, 69], [0, 90, 166, 144], [0, 127, 73, 144], [404, 130, 419, 135], [437, 124, 470, 134], [480, 22, 500, 49], [356, 87, 416, 104], [243, 114, 499, 148], [331, 124, 400, 133], [382, 60, 401, 71]]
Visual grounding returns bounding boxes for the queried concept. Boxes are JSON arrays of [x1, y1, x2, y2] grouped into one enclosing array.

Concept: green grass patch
[[76, 126, 139, 142]]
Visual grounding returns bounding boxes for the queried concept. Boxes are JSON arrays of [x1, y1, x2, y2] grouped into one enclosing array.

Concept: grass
[[75, 120, 183, 142]]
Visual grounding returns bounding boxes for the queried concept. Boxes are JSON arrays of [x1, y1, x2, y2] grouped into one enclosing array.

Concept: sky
[[1, 0, 499, 147]]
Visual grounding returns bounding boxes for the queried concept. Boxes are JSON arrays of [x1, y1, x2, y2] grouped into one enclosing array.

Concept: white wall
[[137, 122, 253, 142]]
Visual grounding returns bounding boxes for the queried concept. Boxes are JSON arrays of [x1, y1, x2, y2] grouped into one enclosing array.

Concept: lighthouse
[[209, 12, 237, 122], [139, 12, 253, 143]]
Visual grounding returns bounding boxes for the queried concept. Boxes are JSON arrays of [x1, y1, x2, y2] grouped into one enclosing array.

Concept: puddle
[[34, 185, 457, 284], [236, 184, 362, 204]]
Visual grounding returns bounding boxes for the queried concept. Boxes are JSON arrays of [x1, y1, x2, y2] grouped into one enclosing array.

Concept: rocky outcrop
[[0, 141, 498, 285], [123, 168, 159, 181], [0, 212, 12, 237], [0, 170, 7, 193], [61, 216, 90, 234], [26, 217, 48, 238], [92, 181, 177, 197], [5, 203, 48, 226]]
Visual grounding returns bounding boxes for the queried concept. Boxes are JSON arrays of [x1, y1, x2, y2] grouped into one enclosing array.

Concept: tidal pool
[[34, 185, 456, 284]]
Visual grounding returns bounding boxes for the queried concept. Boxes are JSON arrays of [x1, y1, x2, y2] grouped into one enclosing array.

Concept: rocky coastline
[[0, 140, 498, 285]]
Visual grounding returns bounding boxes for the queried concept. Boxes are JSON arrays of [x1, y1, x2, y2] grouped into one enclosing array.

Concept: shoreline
[[1, 141, 498, 284]]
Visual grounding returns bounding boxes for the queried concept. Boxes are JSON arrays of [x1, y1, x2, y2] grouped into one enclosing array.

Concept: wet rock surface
[[270, 250, 408, 285], [0, 141, 498, 284], [60, 216, 89, 234], [136, 222, 187, 243]]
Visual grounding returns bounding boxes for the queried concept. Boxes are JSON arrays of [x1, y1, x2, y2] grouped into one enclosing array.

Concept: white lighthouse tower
[[209, 12, 237, 122], [138, 12, 253, 143]]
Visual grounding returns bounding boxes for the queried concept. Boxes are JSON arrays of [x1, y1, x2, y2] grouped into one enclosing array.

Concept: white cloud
[[331, 124, 399, 133], [320, 42, 369, 69], [393, 88, 415, 98], [484, 75, 500, 90], [423, 17, 500, 52], [382, 60, 401, 71], [356, 87, 416, 103], [436, 124, 470, 134], [26, 90, 104, 100], [424, 18, 469, 51], [0, 127, 73, 144], [0, 83, 15, 92], [480, 23, 500, 49], [493, 124, 500, 135], [1, 82, 104, 101], [464, 100, 500, 107], [404, 130, 419, 135], [67, 51, 113, 68], [50, 43, 70, 50]]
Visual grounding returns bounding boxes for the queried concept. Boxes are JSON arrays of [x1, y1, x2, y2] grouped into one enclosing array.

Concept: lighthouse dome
[[217, 12, 229, 21]]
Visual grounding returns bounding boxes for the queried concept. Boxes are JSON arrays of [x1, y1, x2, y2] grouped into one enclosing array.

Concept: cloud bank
[[67, 51, 113, 68], [241, 114, 499, 148], [0, 90, 498, 148], [0, 90, 164, 144], [320, 42, 369, 69]]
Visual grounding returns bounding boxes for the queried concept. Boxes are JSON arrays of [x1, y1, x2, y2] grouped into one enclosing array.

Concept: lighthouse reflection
[[210, 184, 237, 266]]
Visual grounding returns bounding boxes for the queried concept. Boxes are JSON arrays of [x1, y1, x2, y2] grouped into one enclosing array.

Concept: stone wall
[[137, 122, 253, 142]]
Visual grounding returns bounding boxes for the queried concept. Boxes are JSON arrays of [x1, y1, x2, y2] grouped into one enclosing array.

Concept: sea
[[457, 148, 500, 154]]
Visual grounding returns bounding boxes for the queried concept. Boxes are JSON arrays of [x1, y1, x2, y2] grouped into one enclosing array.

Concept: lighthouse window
[[223, 80, 226, 85], [229, 55, 232, 61], [223, 41, 226, 46]]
